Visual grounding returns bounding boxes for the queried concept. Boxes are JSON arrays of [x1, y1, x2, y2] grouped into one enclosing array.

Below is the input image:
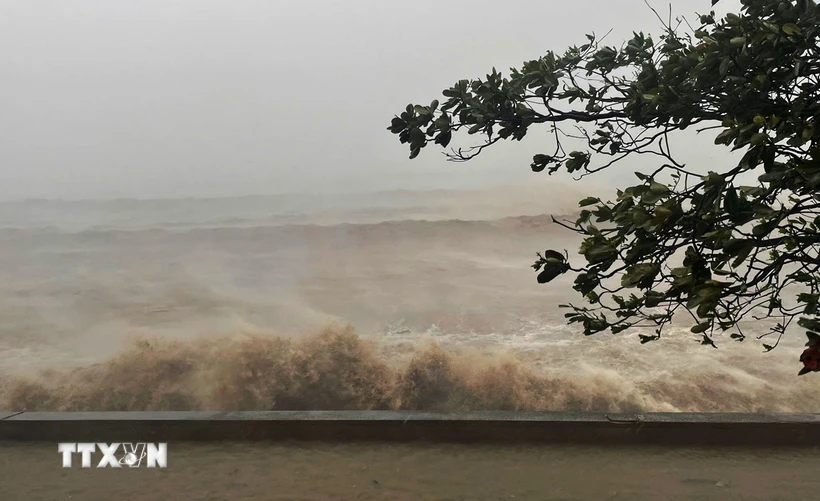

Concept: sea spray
[[3, 324, 817, 413]]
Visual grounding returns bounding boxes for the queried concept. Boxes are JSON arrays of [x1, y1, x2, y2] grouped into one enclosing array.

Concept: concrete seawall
[[2, 411, 820, 446]]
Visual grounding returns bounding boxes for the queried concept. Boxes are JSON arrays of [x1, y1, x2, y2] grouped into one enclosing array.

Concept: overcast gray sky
[[0, 0, 741, 200]]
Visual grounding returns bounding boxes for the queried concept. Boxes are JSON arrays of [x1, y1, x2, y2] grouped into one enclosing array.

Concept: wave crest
[[3, 324, 817, 414]]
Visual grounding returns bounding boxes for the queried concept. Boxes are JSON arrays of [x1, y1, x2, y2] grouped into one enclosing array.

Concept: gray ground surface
[[1, 441, 818, 500]]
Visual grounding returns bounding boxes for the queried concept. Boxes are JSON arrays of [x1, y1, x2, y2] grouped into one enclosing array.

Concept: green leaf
[[621, 263, 660, 288], [691, 322, 711, 334], [584, 243, 617, 264], [651, 206, 673, 225], [578, 197, 599, 207], [537, 263, 568, 284], [752, 219, 780, 238], [750, 133, 768, 147], [719, 57, 732, 76], [611, 324, 629, 334], [388, 117, 406, 133], [798, 293, 819, 315], [644, 292, 665, 308], [542, 250, 565, 262], [434, 131, 452, 148], [782, 23, 801, 35], [714, 128, 735, 145], [413, 105, 429, 115], [565, 152, 590, 173], [723, 187, 739, 214], [648, 181, 668, 194]]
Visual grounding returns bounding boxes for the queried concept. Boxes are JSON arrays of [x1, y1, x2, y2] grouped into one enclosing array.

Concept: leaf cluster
[[388, 0, 820, 350]]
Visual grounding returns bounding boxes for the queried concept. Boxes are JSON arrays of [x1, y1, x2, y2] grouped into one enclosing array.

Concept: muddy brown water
[[1, 442, 818, 500]]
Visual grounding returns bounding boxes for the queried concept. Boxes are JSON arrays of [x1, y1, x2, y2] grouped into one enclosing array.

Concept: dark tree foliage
[[388, 0, 820, 367]]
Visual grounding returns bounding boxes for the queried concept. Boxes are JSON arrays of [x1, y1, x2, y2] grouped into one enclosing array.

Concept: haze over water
[[0, 183, 814, 413]]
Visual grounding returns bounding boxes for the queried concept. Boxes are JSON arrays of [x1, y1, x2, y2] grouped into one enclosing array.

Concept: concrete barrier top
[[1, 410, 819, 423], [2, 411, 819, 445]]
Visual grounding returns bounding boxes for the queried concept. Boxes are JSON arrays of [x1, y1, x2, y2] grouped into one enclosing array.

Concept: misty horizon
[[1, 0, 740, 201]]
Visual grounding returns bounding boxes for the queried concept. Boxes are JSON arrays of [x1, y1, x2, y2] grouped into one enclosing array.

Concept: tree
[[387, 0, 820, 374]]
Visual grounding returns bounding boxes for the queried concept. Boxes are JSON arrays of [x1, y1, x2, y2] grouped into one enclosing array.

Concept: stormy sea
[[0, 183, 813, 413]]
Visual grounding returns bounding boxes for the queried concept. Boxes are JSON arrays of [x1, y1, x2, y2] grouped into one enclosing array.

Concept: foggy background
[[2, 0, 814, 415], [0, 0, 741, 201]]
